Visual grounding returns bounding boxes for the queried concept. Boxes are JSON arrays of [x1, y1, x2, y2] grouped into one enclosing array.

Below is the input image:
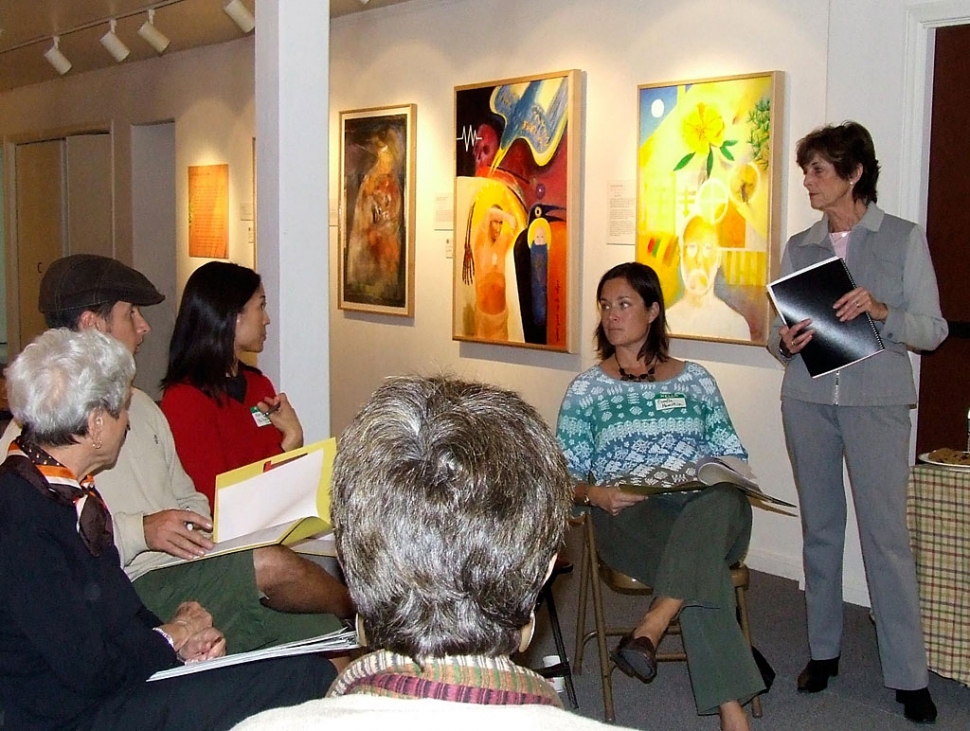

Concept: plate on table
[[918, 449, 970, 471]]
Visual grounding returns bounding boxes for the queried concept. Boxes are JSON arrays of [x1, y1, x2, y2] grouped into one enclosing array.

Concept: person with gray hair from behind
[[232, 376, 636, 731], [0, 329, 337, 731]]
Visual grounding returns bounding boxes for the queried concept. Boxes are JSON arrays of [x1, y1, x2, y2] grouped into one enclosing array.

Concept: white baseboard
[[745, 546, 802, 582], [745, 547, 872, 608]]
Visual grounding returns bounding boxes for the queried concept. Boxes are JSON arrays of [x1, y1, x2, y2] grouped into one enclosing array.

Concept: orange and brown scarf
[[2, 438, 113, 556]]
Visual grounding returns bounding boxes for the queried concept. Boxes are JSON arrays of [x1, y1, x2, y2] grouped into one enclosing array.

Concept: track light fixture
[[138, 9, 170, 54], [223, 0, 256, 34], [100, 19, 130, 62], [44, 36, 72, 75]]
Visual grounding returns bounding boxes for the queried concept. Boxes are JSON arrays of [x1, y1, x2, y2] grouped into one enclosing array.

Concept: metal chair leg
[[586, 515, 616, 723], [574, 514, 590, 675], [543, 581, 578, 708]]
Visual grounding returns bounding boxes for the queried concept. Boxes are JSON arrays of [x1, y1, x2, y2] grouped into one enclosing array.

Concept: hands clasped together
[[158, 601, 226, 663]]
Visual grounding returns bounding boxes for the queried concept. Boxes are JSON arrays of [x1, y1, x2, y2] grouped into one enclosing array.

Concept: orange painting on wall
[[188, 164, 229, 259]]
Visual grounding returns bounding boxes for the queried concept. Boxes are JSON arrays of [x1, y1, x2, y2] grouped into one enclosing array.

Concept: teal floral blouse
[[556, 361, 746, 486]]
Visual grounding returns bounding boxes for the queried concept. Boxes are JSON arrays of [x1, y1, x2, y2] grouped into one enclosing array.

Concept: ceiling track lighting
[[44, 35, 72, 75], [138, 9, 170, 54], [223, 0, 256, 34], [100, 19, 131, 63]]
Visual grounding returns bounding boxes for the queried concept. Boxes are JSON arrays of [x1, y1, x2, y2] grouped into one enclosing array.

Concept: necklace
[[616, 354, 657, 382]]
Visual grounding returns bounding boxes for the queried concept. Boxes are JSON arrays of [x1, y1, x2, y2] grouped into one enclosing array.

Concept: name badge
[[251, 406, 273, 427], [654, 395, 687, 411]]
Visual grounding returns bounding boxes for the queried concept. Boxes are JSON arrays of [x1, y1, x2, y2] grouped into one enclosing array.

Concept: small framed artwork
[[338, 104, 416, 316], [453, 69, 582, 352], [636, 71, 783, 345], [188, 163, 229, 259]]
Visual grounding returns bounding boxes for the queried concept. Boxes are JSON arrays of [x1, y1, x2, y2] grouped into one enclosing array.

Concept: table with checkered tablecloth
[[907, 463, 970, 686]]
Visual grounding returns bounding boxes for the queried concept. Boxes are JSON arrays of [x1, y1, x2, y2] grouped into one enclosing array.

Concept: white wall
[[328, 0, 829, 592], [132, 122, 177, 400], [327, 0, 966, 604], [2, 0, 961, 605]]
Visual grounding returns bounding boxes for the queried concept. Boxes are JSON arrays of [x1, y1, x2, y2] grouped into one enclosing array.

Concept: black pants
[[90, 654, 336, 731]]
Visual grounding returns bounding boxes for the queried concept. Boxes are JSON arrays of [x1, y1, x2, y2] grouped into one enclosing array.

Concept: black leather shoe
[[896, 688, 937, 724], [611, 633, 657, 683], [797, 656, 840, 693]]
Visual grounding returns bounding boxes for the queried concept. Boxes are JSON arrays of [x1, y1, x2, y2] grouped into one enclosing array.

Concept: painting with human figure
[[453, 70, 581, 352], [636, 71, 782, 345], [338, 104, 416, 316]]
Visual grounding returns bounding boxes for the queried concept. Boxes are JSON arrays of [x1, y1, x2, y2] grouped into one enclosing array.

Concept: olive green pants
[[134, 550, 343, 654], [593, 484, 764, 714]]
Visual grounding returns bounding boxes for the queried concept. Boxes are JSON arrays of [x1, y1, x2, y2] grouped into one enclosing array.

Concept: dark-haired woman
[[556, 262, 763, 731], [769, 122, 947, 723], [161, 262, 303, 508]]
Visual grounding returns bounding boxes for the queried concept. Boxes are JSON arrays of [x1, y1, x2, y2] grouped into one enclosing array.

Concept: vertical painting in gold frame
[[636, 71, 783, 345], [453, 69, 582, 352], [338, 104, 416, 317]]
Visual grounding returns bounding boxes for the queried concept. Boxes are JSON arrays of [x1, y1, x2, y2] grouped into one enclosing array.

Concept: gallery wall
[[327, 0, 968, 603], [328, 0, 833, 592], [0, 0, 960, 605]]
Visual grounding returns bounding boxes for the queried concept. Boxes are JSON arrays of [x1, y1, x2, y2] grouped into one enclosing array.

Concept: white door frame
[[899, 1, 970, 224]]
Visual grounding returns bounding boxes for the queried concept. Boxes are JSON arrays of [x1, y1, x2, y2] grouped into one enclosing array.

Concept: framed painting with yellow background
[[636, 71, 783, 345], [453, 70, 582, 352], [338, 104, 416, 316]]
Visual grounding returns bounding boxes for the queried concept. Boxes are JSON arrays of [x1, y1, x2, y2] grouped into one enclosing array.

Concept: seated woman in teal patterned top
[[556, 262, 764, 731]]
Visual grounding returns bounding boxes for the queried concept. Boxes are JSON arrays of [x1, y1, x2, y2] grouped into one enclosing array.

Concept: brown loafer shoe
[[611, 633, 657, 683]]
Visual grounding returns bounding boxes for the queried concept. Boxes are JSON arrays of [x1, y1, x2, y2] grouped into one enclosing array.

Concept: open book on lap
[[617, 455, 796, 508]]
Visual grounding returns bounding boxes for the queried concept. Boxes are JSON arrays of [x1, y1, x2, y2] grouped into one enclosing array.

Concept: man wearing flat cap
[[2, 254, 353, 653]]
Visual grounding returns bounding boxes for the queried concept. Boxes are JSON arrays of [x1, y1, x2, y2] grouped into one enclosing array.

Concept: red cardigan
[[161, 367, 284, 509]]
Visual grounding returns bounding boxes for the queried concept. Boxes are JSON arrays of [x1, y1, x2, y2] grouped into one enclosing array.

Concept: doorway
[[917, 23, 970, 454], [7, 131, 112, 356]]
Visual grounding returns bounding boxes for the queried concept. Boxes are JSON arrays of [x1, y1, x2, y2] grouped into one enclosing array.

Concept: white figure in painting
[[666, 215, 751, 340]]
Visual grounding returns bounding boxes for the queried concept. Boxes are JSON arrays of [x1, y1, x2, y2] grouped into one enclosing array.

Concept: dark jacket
[[0, 458, 176, 731]]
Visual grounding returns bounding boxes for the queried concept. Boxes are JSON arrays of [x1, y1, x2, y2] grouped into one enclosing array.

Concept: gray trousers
[[781, 399, 928, 689], [593, 484, 764, 714]]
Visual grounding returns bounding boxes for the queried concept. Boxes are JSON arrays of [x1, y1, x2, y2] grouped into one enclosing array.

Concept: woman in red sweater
[[161, 262, 303, 508]]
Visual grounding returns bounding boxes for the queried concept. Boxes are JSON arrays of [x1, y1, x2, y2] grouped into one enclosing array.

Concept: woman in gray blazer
[[769, 121, 947, 724]]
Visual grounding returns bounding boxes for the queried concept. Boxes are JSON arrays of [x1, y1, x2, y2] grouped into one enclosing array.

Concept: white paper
[[148, 628, 357, 681], [215, 449, 325, 542], [606, 180, 636, 245], [434, 192, 453, 231], [290, 530, 336, 557]]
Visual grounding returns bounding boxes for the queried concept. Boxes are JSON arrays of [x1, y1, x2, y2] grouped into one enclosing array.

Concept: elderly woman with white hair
[[0, 329, 337, 731], [232, 376, 634, 731]]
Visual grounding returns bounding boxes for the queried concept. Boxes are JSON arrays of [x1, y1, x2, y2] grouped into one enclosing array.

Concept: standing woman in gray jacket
[[769, 121, 947, 724]]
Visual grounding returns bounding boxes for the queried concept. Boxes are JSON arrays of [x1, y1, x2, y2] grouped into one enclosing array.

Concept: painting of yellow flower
[[675, 102, 737, 177], [636, 71, 782, 346]]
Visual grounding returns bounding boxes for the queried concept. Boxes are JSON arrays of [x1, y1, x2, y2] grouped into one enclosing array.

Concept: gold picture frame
[[338, 104, 416, 317], [636, 71, 784, 345]]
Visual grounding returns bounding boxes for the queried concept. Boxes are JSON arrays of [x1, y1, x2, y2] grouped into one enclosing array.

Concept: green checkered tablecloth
[[907, 464, 970, 686]]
